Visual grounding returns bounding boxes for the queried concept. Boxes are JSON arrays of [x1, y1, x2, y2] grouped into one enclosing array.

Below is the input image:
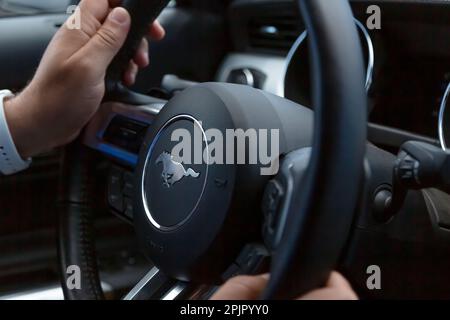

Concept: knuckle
[[96, 27, 119, 49]]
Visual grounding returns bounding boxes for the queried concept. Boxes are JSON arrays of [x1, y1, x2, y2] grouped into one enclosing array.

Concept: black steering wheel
[[58, 0, 367, 300]]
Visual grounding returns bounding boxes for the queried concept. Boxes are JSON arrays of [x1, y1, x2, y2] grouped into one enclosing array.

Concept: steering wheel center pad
[[134, 83, 313, 283]]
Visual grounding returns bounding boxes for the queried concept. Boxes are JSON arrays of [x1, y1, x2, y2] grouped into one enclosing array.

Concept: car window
[[0, 0, 72, 16]]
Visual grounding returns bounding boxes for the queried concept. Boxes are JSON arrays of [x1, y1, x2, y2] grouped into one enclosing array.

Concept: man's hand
[[4, 0, 165, 158], [211, 272, 358, 300]]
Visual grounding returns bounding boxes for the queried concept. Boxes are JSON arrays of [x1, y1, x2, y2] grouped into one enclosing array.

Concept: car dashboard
[[218, 0, 450, 152]]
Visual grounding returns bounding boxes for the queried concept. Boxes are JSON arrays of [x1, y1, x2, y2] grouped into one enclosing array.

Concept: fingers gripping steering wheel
[[58, 0, 367, 300]]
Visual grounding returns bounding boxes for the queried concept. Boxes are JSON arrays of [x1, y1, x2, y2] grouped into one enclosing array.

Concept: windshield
[[0, 0, 72, 16]]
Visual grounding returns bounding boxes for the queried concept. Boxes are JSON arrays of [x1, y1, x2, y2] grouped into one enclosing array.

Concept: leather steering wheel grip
[[262, 0, 367, 299], [57, 142, 104, 300], [104, 0, 170, 104]]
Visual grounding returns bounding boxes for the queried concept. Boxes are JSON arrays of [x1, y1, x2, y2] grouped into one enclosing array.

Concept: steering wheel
[[58, 0, 367, 300]]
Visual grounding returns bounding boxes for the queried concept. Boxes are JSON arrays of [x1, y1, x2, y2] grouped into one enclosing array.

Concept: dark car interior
[[1, 0, 450, 300]]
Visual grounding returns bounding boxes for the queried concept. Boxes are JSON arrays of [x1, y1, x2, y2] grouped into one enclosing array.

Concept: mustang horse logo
[[155, 152, 200, 188]]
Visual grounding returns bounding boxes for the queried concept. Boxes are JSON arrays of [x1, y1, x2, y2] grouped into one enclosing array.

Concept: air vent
[[247, 14, 301, 54]]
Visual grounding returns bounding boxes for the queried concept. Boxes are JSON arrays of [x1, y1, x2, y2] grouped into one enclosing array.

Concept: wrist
[[3, 89, 42, 158], [0, 90, 32, 175]]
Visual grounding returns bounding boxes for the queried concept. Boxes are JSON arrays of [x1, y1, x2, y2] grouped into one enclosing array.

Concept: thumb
[[79, 7, 131, 69]]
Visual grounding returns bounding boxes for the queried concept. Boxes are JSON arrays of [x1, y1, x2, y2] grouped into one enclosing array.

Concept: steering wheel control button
[[141, 116, 208, 231], [108, 166, 125, 212], [108, 166, 136, 221], [124, 198, 134, 220], [123, 171, 135, 197], [262, 179, 285, 247], [108, 193, 124, 213]]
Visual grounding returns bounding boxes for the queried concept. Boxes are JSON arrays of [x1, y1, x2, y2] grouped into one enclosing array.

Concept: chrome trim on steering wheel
[[438, 82, 450, 150], [123, 267, 191, 300], [282, 18, 374, 96], [162, 283, 188, 300], [140, 114, 209, 231], [123, 267, 161, 300]]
